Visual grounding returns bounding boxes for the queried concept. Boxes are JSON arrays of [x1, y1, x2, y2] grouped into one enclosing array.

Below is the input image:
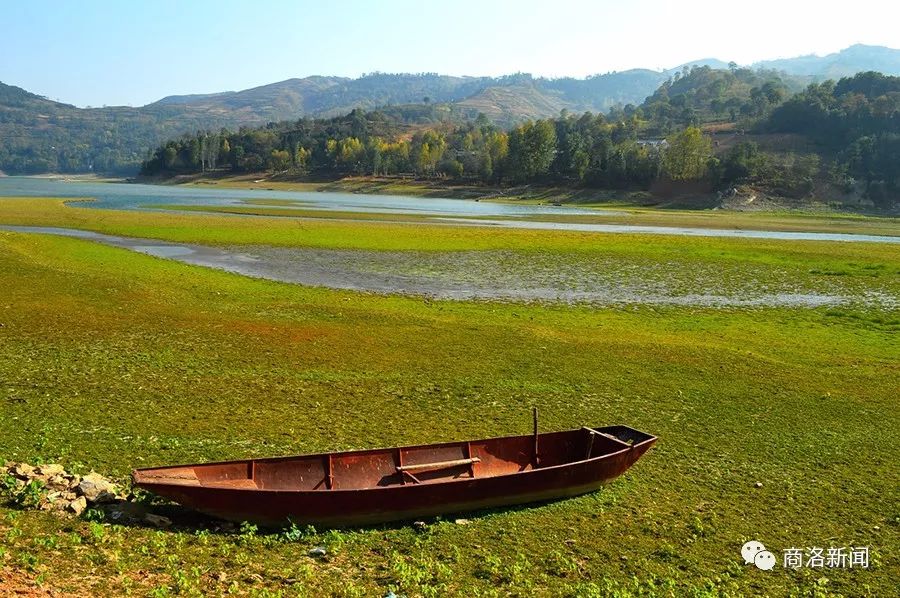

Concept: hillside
[[754, 44, 900, 79], [0, 82, 280, 174], [639, 66, 804, 133], [1, 70, 677, 175], [1, 72, 669, 175], [151, 74, 489, 121], [148, 71, 670, 123], [140, 68, 900, 210], [3, 45, 900, 175]]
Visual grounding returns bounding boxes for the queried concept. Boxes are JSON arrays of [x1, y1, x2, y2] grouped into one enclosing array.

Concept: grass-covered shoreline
[[160, 198, 900, 238], [135, 171, 900, 237], [0, 198, 898, 595]]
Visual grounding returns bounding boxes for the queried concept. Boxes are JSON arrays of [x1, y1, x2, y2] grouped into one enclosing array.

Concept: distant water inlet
[[0, 177, 606, 218], [3, 226, 896, 309], [1, 177, 898, 243]]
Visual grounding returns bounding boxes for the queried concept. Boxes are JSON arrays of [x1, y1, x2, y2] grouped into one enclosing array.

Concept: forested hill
[[141, 70, 900, 209], [0, 70, 679, 175], [0, 69, 776, 175], [148, 71, 676, 123], [3, 45, 900, 175], [639, 66, 803, 133], [0, 82, 264, 174]]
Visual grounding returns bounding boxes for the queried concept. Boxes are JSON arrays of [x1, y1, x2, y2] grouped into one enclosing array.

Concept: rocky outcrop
[[3, 461, 123, 515], [3, 461, 176, 528]]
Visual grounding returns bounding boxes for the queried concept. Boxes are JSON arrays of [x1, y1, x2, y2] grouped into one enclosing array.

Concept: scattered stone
[[68, 496, 87, 516], [3, 461, 137, 520], [78, 472, 118, 504], [12, 463, 34, 479], [35, 464, 65, 477], [46, 474, 71, 492], [454, 518, 471, 525], [754, 482, 763, 488], [144, 513, 172, 528], [308, 546, 327, 558]]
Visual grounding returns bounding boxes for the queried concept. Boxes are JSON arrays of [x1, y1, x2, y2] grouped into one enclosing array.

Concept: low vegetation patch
[[0, 209, 897, 594]]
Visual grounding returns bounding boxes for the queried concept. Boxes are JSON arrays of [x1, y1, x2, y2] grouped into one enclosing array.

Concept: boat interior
[[133, 426, 654, 491]]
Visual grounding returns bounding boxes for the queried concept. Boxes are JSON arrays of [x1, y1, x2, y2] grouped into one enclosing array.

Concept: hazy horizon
[[3, 0, 899, 108]]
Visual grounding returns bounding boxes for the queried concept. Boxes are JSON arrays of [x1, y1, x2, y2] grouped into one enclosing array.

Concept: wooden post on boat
[[532, 407, 540, 468]]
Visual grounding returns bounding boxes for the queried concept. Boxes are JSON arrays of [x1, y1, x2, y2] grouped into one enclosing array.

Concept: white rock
[[78, 473, 118, 504], [68, 496, 87, 516]]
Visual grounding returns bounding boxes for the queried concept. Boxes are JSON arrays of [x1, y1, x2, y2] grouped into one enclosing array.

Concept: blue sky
[[2, 0, 898, 107]]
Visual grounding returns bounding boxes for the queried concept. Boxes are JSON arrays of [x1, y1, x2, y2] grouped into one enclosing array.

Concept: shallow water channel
[[4, 225, 895, 309], [2, 178, 899, 243]]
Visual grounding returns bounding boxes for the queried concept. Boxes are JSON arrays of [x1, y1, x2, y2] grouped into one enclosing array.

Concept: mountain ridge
[[3, 45, 900, 174]]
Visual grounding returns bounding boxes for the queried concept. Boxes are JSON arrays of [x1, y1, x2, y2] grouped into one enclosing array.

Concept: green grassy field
[[0, 198, 898, 596]]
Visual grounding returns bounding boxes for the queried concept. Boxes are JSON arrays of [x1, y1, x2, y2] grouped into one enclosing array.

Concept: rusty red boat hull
[[132, 425, 655, 527]]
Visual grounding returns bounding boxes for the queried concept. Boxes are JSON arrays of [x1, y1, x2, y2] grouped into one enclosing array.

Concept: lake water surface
[[0, 176, 602, 217], [2, 177, 898, 243]]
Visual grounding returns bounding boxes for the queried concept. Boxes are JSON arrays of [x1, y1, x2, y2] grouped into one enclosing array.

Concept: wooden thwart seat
[[396, 457, 480, 472]]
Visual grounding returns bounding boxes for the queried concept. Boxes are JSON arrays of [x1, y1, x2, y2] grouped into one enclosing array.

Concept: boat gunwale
[[132, 426, 657, 494]]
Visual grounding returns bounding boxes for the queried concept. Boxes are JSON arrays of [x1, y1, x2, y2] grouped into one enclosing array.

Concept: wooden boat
[[132, 418, 656, 527]]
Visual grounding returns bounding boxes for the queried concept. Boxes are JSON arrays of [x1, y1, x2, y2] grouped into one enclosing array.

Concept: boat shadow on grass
[[82, 492, 583, 537]]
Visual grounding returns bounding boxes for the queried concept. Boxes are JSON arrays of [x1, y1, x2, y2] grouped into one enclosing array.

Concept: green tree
[[294, 145, 312, 174], [507, 120, 557, 181], [411, 131, 446, 175], [719, 142, 768, 184], [663, 126, 713, 181], [268, 149, 291, 172]]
